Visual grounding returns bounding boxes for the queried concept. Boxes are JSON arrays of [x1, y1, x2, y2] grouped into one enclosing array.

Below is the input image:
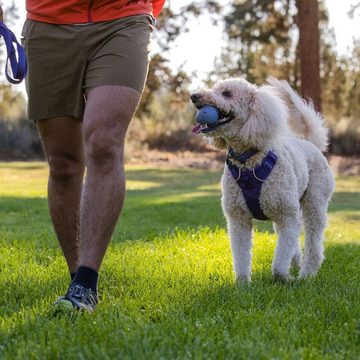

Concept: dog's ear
[[240, 86, 288, 148], [208, 136, 227, 150]]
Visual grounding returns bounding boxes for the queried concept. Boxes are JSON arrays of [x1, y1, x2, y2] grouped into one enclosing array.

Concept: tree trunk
[[296, 0, 322, 112]]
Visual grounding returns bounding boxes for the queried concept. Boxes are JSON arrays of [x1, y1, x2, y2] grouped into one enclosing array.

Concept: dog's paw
[[291, 252, 302, 269], [235, 274, 251, 285], [272, 272, 293, 283], [299, 261, 321, 279], [298, 268, 318, 279]]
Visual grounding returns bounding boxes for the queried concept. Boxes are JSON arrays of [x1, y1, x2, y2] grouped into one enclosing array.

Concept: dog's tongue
[[192, 123, 202, 135]]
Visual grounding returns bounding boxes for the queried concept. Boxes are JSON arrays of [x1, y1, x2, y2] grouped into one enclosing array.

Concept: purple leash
[[0, 21, 27, 84]]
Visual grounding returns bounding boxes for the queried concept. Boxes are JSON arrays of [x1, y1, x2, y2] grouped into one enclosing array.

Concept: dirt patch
[[128, 148, 224, 170], [327, 155, 360, 176], [127, 148, 360, 175]]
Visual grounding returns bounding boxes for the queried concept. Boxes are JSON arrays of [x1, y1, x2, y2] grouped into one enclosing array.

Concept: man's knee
[[83, 86, 141, 166], [48, 153, 85, 182], [84, 125, 125, 169]]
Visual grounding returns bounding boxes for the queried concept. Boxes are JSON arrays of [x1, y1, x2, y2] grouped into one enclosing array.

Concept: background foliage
[[0, 0, 359, 158]]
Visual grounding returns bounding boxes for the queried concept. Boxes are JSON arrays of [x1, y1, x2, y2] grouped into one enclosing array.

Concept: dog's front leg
[[272, 213, 302, 281], [227, 216, 253, 283]]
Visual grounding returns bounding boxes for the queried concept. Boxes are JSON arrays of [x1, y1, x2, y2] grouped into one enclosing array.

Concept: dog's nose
[[191, 93, 202, 103]]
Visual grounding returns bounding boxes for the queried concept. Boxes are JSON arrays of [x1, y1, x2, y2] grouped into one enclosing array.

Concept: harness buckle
[[228, 149, 235, 160]]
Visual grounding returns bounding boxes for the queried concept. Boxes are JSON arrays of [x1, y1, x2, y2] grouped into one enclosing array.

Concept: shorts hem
[[28, 111, 84, 122], [84, 82, 144, 97]]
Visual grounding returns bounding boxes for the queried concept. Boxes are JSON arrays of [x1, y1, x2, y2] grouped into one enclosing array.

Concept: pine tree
[[219, 0, 296, 85], [296, 0, 321, 111]]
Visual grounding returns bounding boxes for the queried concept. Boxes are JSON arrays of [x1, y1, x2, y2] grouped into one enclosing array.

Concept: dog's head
[[191, 77, 289, 150]]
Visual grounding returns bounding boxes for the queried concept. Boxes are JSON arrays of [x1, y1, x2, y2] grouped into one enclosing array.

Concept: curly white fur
[[191, 77, 335, 282]]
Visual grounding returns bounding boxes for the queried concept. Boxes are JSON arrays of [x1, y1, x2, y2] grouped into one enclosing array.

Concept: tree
[[216, 0, 297, 86], [215, 0, 336, 113], [347, 40, 360, 120], [295, 0, 321, 111], [138, 1, 221, 116]]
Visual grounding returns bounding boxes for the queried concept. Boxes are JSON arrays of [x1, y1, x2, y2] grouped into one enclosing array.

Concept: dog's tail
[[267, 76, 329, 152]]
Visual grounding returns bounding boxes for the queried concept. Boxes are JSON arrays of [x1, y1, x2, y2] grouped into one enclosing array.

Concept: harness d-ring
[[235, 168, 242, 182], [253, 168, 265, 182]]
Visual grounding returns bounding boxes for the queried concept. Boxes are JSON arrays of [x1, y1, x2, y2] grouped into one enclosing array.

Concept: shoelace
[[67, 284, 98, 306], [0, 21, 27, 84]]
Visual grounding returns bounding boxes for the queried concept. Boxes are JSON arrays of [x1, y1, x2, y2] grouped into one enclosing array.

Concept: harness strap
[[0, 21, 27, 84], [228, 148, 259, 164], [226, 150, 278, 220]]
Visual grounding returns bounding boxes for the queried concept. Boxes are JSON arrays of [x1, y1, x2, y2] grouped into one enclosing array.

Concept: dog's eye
[[222, 90, 232, 98]]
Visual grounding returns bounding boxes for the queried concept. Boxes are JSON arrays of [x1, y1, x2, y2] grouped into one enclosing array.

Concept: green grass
[[0, 162, 359, 359]]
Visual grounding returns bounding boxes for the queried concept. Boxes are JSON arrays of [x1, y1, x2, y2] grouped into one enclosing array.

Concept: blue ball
[[195, 105, 219, 125]]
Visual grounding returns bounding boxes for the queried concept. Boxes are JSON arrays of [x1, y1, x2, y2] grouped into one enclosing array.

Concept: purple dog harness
[[226, 148, 278, 220]]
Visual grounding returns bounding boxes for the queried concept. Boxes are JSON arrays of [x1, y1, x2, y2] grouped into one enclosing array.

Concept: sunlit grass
[[0, 162, 359, 359]]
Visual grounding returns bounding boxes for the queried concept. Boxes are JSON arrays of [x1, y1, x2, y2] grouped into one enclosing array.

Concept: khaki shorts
[[21, 15, 155, 120]]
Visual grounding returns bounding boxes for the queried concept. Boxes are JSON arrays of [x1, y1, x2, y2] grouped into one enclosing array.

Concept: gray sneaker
[[53, 283, 98, 314]]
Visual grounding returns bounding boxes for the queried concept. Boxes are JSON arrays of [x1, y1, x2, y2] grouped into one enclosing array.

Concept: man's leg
[[37, 117, 85, 274], [52, 86, 141, 313], [78, 85, 141, 271]]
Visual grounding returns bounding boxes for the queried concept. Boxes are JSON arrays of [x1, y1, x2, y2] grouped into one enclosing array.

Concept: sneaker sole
[[52, 299, 77, 316]]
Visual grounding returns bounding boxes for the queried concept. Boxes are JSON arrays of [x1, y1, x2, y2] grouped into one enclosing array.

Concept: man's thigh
[[83, 85, 142, 146]]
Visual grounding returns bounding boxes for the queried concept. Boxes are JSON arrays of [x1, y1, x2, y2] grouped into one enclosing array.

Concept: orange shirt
[[26, 0, 166, 24]]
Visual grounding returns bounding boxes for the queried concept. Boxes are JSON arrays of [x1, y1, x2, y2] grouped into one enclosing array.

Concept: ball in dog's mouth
[[192, 105, 234, 135]]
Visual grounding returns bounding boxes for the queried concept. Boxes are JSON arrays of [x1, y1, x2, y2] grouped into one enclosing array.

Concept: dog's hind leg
[[299, 201, 328, 278], [227, 216, 253, 283], [272, 212, 302, 281], [299, 167, 334, 278]]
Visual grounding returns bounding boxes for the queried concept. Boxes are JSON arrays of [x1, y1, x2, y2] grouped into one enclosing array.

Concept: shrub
[[0, 117, 44, 160]]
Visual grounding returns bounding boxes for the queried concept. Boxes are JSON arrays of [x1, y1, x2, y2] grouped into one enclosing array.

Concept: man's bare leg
[[37, 117, 85, 274], [78, 85, 141, 271]]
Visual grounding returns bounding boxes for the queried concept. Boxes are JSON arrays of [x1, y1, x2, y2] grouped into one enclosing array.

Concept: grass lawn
[[0, 162, 359, 359]]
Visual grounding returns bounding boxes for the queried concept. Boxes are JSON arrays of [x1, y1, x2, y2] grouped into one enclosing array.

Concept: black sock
[[72, 266, 98, 293], [70, 272, 76, 281]]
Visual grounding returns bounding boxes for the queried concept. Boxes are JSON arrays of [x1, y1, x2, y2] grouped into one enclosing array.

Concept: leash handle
[[0, 21, 27, 84]]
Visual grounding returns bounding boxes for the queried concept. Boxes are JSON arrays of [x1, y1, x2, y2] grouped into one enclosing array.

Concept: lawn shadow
[[0, 163, 47, 171], [0, 196, 51, 240], [0, 196, 47, 213], [329, 191, 360, 213]]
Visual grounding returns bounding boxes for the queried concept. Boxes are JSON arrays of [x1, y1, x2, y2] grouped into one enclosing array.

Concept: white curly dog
[[191, 77, 335, 282]]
